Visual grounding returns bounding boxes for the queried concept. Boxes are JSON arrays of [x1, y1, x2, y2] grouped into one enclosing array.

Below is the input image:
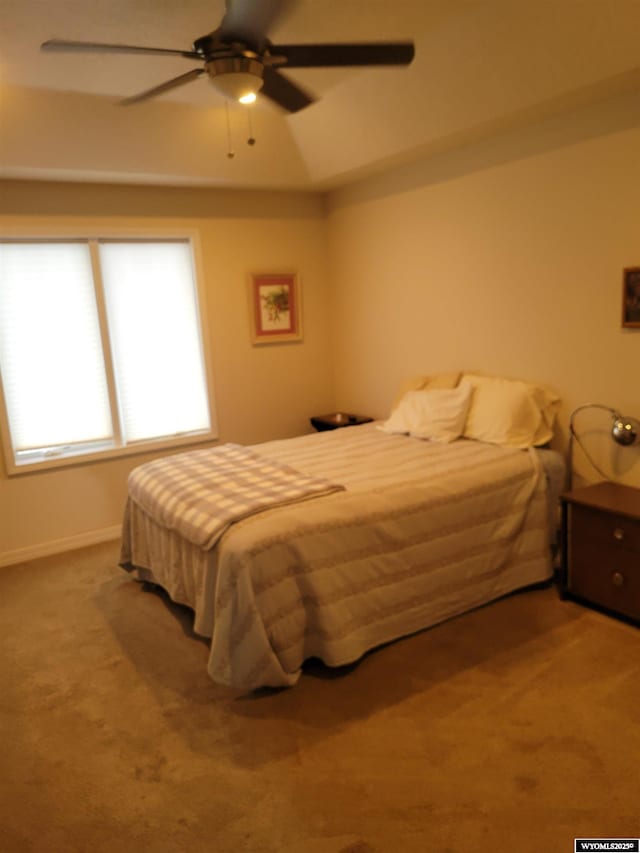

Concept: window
[[0, 237, 216, 473]]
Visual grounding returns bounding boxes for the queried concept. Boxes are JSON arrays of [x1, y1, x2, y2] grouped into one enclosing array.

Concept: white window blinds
[[99, 241, 211, 443], [0, 237, 214, 471], [0, 242, 113, 453]]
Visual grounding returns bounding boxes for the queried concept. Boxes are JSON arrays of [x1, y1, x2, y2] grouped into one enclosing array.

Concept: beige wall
[[0, 182, 334, 564], [326, 92, 640, 488], [2, 92, 640, 564]]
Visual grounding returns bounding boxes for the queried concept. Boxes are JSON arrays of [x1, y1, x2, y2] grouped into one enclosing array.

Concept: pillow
[[390, 371, 461, 412], [381, 381, 472, 443], [462, 373, 560, 448]]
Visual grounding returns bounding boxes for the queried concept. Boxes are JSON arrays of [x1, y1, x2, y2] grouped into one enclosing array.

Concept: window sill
[[4, 430, 218, 476]]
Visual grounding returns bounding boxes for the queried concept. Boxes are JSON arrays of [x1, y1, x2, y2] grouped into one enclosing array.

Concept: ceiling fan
[[41, 0, 415, 113]]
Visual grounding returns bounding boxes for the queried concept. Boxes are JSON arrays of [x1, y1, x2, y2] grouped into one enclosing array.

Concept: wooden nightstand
[[561, 481, 640, 623], [310, 413, 373, 432]]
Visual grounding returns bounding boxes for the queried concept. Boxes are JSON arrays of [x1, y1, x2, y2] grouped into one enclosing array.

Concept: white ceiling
[[1, 0, 640, 191]]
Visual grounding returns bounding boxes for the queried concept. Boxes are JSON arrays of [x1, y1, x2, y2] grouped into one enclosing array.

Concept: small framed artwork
[[622, 267, 640, 328], [248, 272, 302, 344]]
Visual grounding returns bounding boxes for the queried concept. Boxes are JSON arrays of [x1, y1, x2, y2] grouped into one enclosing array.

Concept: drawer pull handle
[[613, 527, 625, 541], [612, 572, 625, 588]]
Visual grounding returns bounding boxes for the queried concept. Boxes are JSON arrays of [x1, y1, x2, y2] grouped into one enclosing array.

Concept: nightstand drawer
[[569, 539, 640, 621], [571, 504, 640, 553]]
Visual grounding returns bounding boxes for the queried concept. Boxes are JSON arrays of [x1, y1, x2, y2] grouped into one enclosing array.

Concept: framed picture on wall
[[248, 272, 303, 344], [622, 267, 640, 328]]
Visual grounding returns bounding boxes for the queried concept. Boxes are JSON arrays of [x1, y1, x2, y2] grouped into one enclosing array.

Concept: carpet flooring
[[1, 540, 638, 853]]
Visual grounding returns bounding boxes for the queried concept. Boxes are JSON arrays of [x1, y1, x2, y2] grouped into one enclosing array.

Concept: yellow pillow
[[391, 371, 461, 412], [462, 373, 560, 448]]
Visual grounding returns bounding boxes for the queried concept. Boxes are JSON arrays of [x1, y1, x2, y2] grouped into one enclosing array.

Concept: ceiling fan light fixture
[[206, 57, 264, 103]]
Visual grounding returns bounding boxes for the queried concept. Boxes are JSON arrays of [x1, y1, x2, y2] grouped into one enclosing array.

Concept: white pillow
[[380, 382, 472, 443], [462, 373, 560, 448]]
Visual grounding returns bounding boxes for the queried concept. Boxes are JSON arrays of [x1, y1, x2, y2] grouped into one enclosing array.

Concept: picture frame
[[248, 272, 302, 344], [622, 267, 640, 329]]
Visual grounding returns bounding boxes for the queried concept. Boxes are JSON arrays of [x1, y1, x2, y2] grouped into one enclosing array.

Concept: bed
[[120, 372, 565, 690]]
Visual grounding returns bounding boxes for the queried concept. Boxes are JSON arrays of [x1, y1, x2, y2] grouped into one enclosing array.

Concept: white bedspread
[[121, 425, 556, 690]]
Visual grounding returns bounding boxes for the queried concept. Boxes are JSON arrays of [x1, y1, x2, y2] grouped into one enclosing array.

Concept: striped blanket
[[122, 425, 563, 688], [127, 443, 344, 550]]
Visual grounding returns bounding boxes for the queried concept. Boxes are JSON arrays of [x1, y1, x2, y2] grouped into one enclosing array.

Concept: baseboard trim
[[0, 525, 122, 568]]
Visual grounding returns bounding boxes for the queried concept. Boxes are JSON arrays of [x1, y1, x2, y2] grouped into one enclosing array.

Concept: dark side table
[[310, 413, 373, 432], [561, 481, 640, 623]]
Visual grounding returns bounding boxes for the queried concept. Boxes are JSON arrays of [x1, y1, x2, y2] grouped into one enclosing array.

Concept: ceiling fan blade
[[120, 68, 205, 106], [269, 42, 415, 68], [260, 66, 315, 113], [41, 38, 200, 59], [219, 0, 294, 49]]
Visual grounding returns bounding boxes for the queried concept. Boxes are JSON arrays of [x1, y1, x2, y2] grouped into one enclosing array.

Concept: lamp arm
[[568, 402, 639, 488], [568, 403, 617, 487], [568, 403, 617, 435]]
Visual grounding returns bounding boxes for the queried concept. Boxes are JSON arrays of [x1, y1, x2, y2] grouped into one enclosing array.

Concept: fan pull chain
[[225, 100, 235, 159], [247, 107, 256, 147]]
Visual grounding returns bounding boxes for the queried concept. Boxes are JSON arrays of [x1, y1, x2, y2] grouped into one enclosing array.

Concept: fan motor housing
[[205, 56, 264, 81]]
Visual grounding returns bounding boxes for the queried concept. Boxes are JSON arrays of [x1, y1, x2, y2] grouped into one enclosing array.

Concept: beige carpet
[[0, 541, 638, 853]]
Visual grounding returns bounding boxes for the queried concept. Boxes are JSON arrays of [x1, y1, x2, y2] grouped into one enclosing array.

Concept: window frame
[[0, 227, 218, 476]]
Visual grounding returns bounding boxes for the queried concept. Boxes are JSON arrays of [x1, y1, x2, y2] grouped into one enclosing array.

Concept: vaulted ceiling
[[1, 0, 640, 190]]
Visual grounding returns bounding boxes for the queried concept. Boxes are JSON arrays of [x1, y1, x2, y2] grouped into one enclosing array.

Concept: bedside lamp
[[611, 414, 640, 446], [568, 402, 640, 485]]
